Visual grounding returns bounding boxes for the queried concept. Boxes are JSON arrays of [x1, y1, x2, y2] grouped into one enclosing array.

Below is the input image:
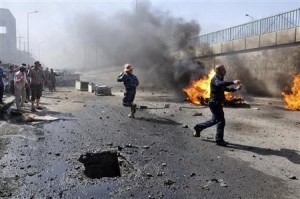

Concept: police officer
[[117, 63, 139, 118], [193, 64, 242, 146]]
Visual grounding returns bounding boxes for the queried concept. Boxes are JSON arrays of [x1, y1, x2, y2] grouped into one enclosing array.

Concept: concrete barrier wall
[[211, 43, 222, 54], [296, 27, 300, 42], [194, 28, 298, 56], [178, 29, 300, 96], [194, 45, 300, 97], [233, 39, 245, 51], [222, 41, 234, 53], [260, 32, 277, 47], [277, 28, 296, 45], [246, 36, 260, 49]]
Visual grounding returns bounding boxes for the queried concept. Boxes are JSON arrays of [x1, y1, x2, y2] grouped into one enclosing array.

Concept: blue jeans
[[195, 101, 225, 142]]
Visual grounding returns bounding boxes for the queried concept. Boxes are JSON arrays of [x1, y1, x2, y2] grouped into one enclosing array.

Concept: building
[[0, 8, 17, 62]]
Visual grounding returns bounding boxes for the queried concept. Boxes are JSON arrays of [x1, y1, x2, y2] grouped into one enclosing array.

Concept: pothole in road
[[78, 151, 134, 179]]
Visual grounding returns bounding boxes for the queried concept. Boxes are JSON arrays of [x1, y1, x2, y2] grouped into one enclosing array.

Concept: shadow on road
[[135, 117, 182, 125], [202, 139, 300, 164]]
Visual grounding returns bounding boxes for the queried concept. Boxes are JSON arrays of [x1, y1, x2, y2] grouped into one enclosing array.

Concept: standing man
[[44, 67, 50, 90], [49, 68, 59, 91], [14, 65, 27, 111], [8, 65, 15, 95], [25, 64, 31, 103], [28, 61, 46, 112], [117, 63, 139, 118], [193, 64, 242, 146], [0, 61, 7, 104]]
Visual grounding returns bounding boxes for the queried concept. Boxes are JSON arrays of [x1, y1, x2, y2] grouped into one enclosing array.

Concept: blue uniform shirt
[[210, 74, 236, 103], [117, 72, 139, 90], [0, 68, 5, 86]]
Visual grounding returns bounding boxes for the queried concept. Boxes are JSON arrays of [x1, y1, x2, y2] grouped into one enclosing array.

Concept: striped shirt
[[29, 68, 44, 85]]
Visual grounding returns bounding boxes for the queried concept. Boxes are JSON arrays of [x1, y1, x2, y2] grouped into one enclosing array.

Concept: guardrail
[[187, 8, 300, 48]]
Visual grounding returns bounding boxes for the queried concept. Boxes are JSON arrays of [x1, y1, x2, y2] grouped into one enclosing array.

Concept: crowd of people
[[0, 60, 59, 112]]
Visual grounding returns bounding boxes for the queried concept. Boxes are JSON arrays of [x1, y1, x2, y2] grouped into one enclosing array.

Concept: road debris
[[164, 179, 175, 185], [24, 113, 76, 122], [192, 112, 203, 116], [286, 173, 297, 180]]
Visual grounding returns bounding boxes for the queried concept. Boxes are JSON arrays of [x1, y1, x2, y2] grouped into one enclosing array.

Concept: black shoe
[[216, 140, 228, 147], [193, 126, 202, 137]]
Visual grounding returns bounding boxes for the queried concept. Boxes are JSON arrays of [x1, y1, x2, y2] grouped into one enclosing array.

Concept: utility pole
[[96, 48, 98, 67], [84, 47, 87, 68], [27, 11, 38, 63], [136, 0, 137, 15], [17, 35, 23, 50], [23, 42, 26, 51]]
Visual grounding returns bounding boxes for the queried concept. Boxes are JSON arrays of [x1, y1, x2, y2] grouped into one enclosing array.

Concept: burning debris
[[282, 74, 300, 110], [182, 69, 248, 107]]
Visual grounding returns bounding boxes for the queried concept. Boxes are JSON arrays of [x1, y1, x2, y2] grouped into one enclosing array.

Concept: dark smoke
[[68, 2, 204, 91]]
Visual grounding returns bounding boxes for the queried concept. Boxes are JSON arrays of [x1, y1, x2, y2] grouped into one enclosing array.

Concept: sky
[[0, 0, 299, 68]]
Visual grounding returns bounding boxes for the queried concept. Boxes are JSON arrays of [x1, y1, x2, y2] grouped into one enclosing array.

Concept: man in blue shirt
[[0, 61, 8, 104], [117, 63, 139, 118], [193, 64, 242, 146]]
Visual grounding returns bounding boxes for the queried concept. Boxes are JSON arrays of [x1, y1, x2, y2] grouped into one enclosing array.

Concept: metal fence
[[188, 8, 300, 48]]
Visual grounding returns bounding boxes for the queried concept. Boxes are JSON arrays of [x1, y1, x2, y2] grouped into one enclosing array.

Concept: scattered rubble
[[164, 179, 175, 185]]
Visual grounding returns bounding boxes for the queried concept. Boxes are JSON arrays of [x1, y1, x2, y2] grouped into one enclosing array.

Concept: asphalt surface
[[0, 86, 294, 199]]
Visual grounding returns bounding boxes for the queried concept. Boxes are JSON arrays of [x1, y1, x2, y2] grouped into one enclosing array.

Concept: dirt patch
[[0, 122, 22, 136], [0, 139, 9, 160]]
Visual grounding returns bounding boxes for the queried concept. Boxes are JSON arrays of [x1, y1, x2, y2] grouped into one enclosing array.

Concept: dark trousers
[[26, 87, 30, 100], [0, 84, 3, 103], [195, 101, 226, 142], [9, 80, 14, 94], [122, 89, 136, 107], [30, 84, 43, 102]]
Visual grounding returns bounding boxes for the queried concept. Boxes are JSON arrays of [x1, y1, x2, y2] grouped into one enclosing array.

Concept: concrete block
[[233, 39, 246, 51], [211, 43, 222, 54], [94, 85, 112, 96], [222, 41, 234, 53], [260, 32, 276, 47], [75, 80, 89, 91], [277, 28, 296, 45], [246, 36, 260, 49], [296, 27, 300, 42]]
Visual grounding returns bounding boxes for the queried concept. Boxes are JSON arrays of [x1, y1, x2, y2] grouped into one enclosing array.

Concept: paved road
[[0, 87, 296, 199]]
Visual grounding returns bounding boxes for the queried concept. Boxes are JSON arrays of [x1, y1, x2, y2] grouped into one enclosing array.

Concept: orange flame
[[183, 69, 238, 105], [281, 74, 300, 110]]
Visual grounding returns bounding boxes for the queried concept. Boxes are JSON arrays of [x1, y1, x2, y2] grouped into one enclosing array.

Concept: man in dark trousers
[[28, 61, 46, 112], [117, 63, 139, 118], [0, 61, 8, 104], [193, 64, 242, 146]]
